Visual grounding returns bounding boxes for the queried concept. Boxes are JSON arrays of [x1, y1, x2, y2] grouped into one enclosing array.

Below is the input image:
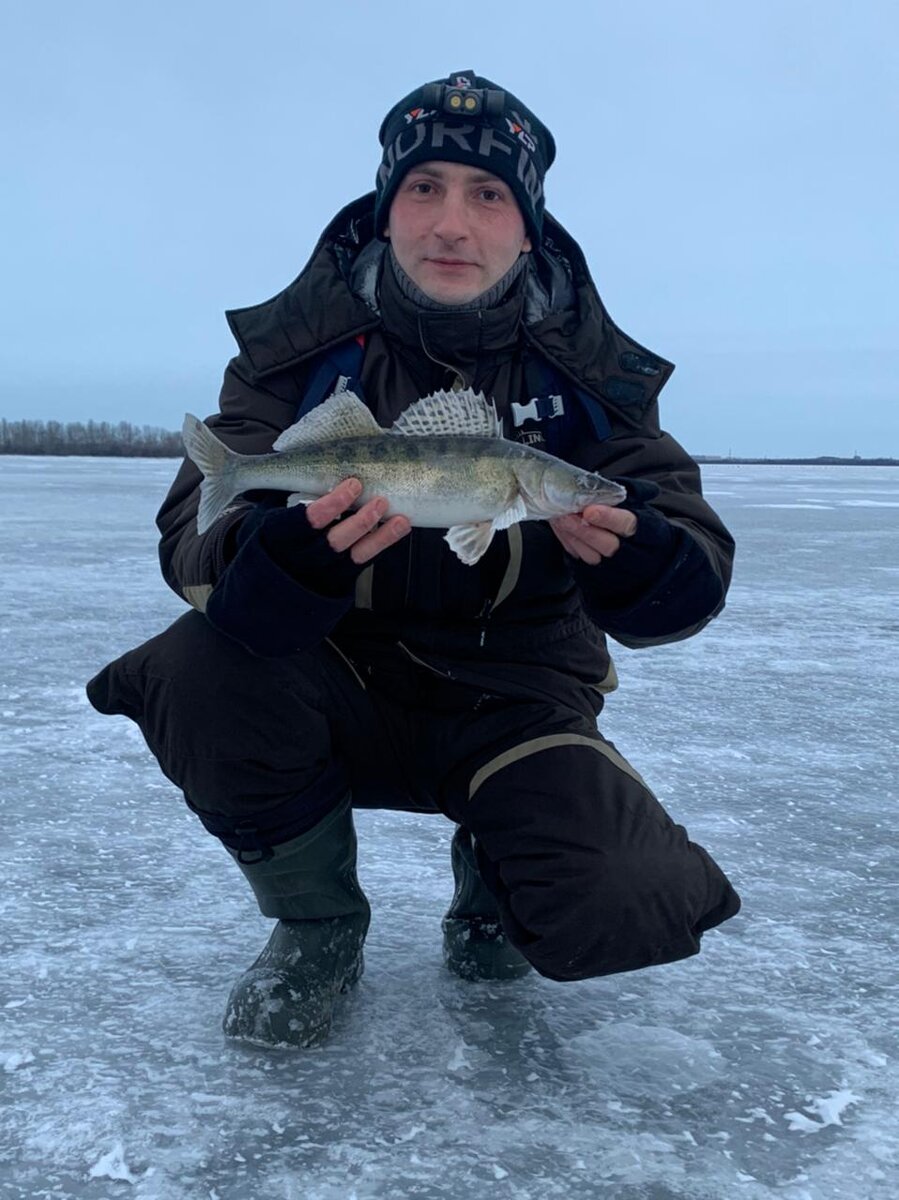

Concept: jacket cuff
[[573, 503, 680, 610], [575, 521, 725, 642], [252, 504, 363, 597], [205, 506, 359, 656]]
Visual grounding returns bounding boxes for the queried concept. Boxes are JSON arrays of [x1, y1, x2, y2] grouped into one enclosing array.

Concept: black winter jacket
[[156, 195, 734, 695]]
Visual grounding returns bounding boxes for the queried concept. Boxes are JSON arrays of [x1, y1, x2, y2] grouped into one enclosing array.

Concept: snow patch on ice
[[87, 1141, 140, 1183], [784, 1088, 861, 1133], [838, 499, 899, 507], [2, 1048, 35, 1071], [446, 1039, 472, 1072]]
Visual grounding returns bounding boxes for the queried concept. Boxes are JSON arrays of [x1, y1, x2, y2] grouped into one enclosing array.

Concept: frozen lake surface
[[1, 458, 897, 1199]]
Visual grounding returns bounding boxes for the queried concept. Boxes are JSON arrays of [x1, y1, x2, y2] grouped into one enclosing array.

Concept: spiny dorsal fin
[[391, 389, 503, 439], [273, 390, 381, 451]]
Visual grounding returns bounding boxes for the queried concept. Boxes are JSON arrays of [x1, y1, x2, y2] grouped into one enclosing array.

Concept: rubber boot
[[222, 795, 370, 1049], [442, 825, 531, 981]]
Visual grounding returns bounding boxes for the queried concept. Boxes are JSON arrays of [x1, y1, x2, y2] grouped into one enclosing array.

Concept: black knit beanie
[[375, 70, 556, 248]]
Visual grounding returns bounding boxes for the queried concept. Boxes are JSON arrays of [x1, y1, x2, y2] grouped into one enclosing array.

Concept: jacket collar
[[377, 243, 526, 390], [224, 195, 380, 379], [225, 192, 673, 416]]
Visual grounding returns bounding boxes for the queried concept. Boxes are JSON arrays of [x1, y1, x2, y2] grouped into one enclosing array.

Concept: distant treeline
[[0, 419, 182, 457], [1, 420, 895, 465], [695, 455, 898, 466]]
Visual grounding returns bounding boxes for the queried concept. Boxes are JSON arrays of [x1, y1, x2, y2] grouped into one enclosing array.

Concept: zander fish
[[182, 388, 626, 565]]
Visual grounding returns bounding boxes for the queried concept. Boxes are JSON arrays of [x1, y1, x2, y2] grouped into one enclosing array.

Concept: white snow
[[784, 1089, 862, 1133], [87, 1142, 140, 1183], [1, 459, 898, 1199], [2, 1049, 35, 1072]]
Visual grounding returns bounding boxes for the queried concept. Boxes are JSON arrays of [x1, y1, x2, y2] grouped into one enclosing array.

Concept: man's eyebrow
[[467, 171, 508, 185], [405, 165, 508, 186]]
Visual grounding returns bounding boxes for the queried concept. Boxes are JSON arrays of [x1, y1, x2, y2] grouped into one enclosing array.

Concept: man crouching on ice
[[87, 70, 741, 1049]]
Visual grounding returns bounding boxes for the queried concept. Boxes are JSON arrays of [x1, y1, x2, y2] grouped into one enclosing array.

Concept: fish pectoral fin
[[285, 492, 318, 507], [273, 390, 381, 451], [491, 495, 529, 531], [445, 521, 497, 566], [391, 389, 502, 439], [445, 498, 527, 565]]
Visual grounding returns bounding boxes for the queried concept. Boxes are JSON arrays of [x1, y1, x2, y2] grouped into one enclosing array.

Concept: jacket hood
[[225, 193, 674, 417]]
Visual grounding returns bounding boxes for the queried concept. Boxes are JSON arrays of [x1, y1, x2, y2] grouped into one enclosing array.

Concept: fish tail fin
[[181, 414, 242, 534]]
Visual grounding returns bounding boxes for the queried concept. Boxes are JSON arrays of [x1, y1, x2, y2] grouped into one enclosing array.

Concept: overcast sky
[[2, 0, 896, 456]]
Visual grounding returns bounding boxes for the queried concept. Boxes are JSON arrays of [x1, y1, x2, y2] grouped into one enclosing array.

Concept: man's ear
[[522, 235, 532, 253], [383, 227, 390, 239]]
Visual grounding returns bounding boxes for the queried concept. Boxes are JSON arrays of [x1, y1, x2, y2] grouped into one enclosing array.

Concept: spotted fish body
[[182, 389, 626, 565]]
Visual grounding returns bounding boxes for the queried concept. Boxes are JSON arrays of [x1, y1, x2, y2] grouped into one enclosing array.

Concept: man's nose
[[431, 191, 469, 241]]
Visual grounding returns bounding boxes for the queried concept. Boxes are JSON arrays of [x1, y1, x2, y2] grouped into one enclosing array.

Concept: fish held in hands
[[181, 389, 626, 565]]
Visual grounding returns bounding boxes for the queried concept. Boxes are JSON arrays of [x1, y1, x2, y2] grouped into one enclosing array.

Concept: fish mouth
[[578, 486, 627, 509], [542, 477, 626, 515]]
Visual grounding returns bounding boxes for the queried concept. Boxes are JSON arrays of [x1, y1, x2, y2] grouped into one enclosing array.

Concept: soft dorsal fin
[[391, 389, 503, 439], [273, 390, 381, 451]]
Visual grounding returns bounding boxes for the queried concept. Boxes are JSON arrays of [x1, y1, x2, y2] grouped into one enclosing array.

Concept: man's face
[[384, 161, 532, 305]]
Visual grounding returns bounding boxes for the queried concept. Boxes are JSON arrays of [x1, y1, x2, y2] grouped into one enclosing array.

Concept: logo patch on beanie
[[505, 114, 537, 153], [404, 107, 436, 124]]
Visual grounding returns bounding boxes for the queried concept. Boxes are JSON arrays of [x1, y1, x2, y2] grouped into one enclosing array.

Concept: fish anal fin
[[273, 391, 380, 451]]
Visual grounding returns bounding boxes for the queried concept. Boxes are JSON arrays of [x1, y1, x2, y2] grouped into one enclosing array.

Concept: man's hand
[[550, 504, 638, 565], [306, 478, 411, 565]]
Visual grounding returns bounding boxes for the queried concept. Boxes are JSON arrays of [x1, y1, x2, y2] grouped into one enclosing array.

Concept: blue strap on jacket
[[294, 335, 612, 458], [295, 335, 368, 420]]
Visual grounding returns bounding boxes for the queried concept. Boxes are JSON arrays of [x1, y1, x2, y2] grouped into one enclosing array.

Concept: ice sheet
[[1, 459, 897, 1198]]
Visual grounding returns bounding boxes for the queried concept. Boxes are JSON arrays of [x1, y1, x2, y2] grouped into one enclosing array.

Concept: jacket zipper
[[478, 599, 493, 648], [396, 641, 454, 679], [324, 638, 367, 691]]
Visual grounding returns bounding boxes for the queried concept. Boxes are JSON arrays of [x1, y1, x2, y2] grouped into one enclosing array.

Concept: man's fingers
[[551, 514, 622, 558], [305, 479, 410, 562], [550, 520, 602, 564], [306, 478, 363, 530], [582, 504, 638, 538], [348, 516, 411, 565], [326, 496, 390, 553], [550, 500, 641, 561], [564, 534, 603, 565]]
